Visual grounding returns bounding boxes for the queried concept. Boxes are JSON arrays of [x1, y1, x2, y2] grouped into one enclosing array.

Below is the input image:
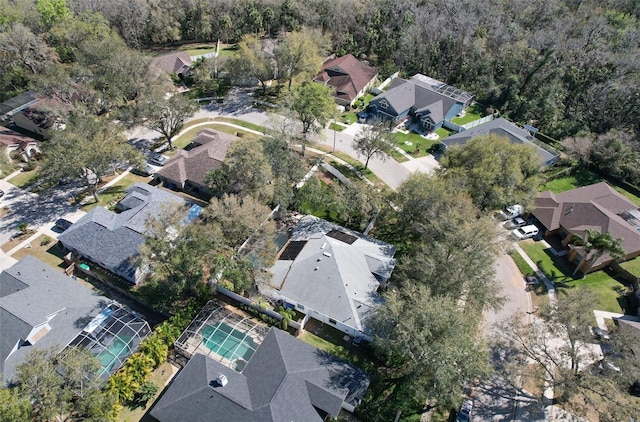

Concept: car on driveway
[[149, 153, 169, 166], [499, 204, 524, 220], [505, 216, 527, 229], [512, 224, 539, 240], [54, 218, 73, 232], [131, 164, 156, 177]]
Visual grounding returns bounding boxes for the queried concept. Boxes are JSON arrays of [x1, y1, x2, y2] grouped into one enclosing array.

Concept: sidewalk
[[511, 242, 557, 308]]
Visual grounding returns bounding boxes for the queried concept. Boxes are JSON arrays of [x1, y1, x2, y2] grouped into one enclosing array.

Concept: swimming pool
[[95, 335, 132, 373], [202, 323, 256, 362]]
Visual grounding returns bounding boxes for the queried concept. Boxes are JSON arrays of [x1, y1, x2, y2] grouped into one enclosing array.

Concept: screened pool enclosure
[[67, 303, 151, 379]]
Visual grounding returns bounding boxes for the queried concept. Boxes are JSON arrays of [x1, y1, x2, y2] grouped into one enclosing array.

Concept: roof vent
[[321, 242, 327, 249], [216, 373, 228, 387], [322, 251, 332, 258], [314, 267, 319, 271]]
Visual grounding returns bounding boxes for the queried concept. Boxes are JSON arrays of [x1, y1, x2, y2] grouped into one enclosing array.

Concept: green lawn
[[509, 250, 535, 276], [214, 117, 267, 134], [81, 173, 150, 212], [392, 132, 439, 158], [540, 166, 640, 206], [450, 103, 485, 125], [298, 331, 374, 371], [178, 42, 237, 57], [520, 241, 629, 313], [171, 123, 253, 150], [329, 122, 345, 132], [8, 167, 39, 188], [619, 257, 640, 277], [435, 127, 454, 139], [341, 112, 357, 124]]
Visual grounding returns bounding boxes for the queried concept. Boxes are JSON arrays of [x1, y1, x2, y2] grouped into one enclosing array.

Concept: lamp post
[[332, 119, 337, 153]]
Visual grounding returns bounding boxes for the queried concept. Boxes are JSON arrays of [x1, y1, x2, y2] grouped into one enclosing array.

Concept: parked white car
[[499, 204, 524, 220], [512, 224, 539, 240]]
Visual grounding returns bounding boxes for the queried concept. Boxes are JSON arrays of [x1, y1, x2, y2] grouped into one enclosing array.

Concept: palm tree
[[569, 229, 625, 275], [108, 371, 138, 404], [276, 306, 296, 330]]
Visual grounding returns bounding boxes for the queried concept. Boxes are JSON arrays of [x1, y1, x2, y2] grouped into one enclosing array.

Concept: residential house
[[154, 128, 236, 198], [0, 126, 40, 161], [440, 117, 559, 166], [150, 327, 370, 421], [530, 182, 640, 274], [151, 51, 193, 79], [58, 183, 192, 284], [313, 54, 379, 108], [261, 215, 396, 341], [368, 73, 473, 133], [10, 96, 69, 139], [0, 256, 150, 383]]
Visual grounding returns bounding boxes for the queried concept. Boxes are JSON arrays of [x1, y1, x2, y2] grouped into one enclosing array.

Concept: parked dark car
[[54, 218, 73, 232]]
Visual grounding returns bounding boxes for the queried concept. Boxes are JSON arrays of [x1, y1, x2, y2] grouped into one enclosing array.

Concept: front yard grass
[[392, 131, 438, 158], [8, 167, 39, 188], [10, 236, 66, 269], [450, 103, 485, 125], [618, 256, 640, 278], [341, 112, 357, 125], [520, 241, 630, 313], [81, 173, 150, 212], [214, 117, 268, 134], [171, 123, 254, 150], [329, 122, 345, 132]]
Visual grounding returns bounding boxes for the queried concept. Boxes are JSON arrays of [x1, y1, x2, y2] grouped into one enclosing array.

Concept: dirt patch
[[1, 229, 36, 253]]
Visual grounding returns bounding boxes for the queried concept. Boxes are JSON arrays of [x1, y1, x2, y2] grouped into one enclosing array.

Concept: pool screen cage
[[67, 303, 151, 379], [175, 301, 269, 370]]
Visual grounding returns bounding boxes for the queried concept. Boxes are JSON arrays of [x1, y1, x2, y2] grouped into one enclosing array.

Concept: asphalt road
[[472, 251, 546, 422]]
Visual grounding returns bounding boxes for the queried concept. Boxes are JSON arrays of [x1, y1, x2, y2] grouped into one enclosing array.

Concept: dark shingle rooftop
[[150, 327, 369, 422]]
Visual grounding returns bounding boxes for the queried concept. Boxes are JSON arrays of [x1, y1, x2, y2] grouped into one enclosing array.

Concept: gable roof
[[441, 117, 558, 165], [151, 51, 193, 75], [0, 127, 37, 150], [370, 75, 459, 121], [150, 328, 369, 422], [58, 183, 187, 281], [531, 182, 640, 265], [268, 216, 396, 334], [0, 256, 108, 383], [313, 54, 378, 103], [155, 129, 236, 187]]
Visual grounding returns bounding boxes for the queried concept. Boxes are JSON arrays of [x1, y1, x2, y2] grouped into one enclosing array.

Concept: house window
[[380, 99, 388, 109], [328, 318, 337, 325]]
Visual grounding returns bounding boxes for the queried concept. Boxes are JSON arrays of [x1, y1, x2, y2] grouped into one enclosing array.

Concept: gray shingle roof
[[268, 216, 396, 334], [441, 117, 558, 165], [0, 256, 109, 384], [150, 328, 369, 422], [58, 183, 187, 282], [151, 51, 193, 74], [369, 75, 460, 121]]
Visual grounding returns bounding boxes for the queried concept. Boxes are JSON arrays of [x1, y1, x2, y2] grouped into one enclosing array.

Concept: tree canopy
[[39, 116, 141, 202], [440, 134, 541, 212], [352, 122, 395, 169]]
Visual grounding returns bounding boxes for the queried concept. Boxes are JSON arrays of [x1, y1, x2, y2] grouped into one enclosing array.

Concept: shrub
[[40, 236, 52, 246]]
